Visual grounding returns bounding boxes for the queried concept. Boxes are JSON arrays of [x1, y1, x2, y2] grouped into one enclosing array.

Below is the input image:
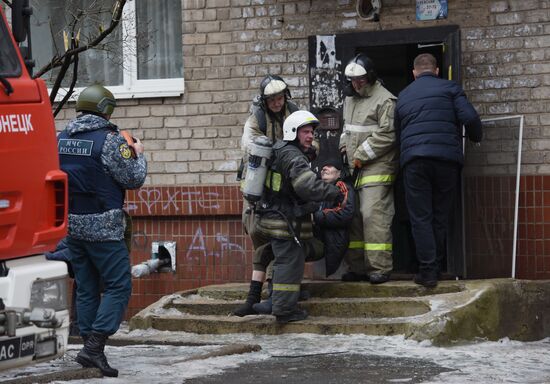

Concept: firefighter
[[58, 84, 147, 377], [255, 110, 342, 323], [340, 54, 398, 284], [233, 75, 300, 316]]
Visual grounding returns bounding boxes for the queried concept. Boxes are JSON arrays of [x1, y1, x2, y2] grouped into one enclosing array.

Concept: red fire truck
[[0, 0, 69, 371]]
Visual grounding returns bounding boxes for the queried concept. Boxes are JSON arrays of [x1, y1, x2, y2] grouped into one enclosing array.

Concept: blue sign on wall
[[416, 0, 448, 20]]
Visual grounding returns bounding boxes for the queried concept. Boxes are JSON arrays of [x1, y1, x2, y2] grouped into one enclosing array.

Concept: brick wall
[[54, 0, 550, 184], [52, 0, 550, 315]]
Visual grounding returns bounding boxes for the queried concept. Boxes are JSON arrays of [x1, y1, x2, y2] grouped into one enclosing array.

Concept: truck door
[[0, 10, 67, 260]]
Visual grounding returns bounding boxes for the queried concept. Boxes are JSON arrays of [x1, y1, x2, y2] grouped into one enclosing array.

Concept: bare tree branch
[[49, 9, 83, 102], [53, 52, 78, 117], [33, 0, 126, 79]]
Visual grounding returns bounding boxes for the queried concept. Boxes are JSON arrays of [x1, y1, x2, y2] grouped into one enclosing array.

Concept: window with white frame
[[30, 0, 184, 99]]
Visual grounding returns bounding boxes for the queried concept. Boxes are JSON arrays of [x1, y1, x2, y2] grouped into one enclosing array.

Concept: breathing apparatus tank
[[242, 135, 273, 203]]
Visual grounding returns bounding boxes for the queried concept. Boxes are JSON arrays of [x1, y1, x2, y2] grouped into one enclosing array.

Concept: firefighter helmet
[[283, 110, 319, 141], [260, 74, 291, 99], [344, 54, 377, 84], [76, 84, 116, 116]]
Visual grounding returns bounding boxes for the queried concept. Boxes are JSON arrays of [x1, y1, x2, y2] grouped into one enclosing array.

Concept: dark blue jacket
[[394, 72, 482, 167], [313, 180, 355, 276]]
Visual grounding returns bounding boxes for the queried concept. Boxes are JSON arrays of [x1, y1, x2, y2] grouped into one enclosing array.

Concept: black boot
[[413, 272, 438, 288], [252, 280, 273, 314], [276, 308, 308, 324], [298, 284, 310, 301], [369, 273, 390, 285], [232, 280, 262, 317], [75, 332, 118, 377]]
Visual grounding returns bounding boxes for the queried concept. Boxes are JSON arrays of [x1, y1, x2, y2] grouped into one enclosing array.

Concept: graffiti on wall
[[185, 227, 245, 262], [126, 189, 220, 215], [310, 35, 343, 111], [131, 226, 246, 265]]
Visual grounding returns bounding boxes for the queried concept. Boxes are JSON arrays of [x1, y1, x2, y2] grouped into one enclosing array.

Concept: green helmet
[[76, 84, 116, 115]]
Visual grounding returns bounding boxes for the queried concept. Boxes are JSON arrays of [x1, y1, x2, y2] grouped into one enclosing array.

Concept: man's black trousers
[[403, 158, 460, 277]]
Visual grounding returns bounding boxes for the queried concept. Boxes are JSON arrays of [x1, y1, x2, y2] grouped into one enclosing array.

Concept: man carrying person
[[253, 110, 342, 323]]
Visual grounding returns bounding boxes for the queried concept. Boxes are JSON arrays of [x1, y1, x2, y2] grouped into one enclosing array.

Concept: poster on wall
[[416, 0, 448, 20]]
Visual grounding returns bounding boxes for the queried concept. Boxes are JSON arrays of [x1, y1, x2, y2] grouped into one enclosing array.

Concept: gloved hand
[[353, 158, 363, 169], [335, 180, 348, 206]]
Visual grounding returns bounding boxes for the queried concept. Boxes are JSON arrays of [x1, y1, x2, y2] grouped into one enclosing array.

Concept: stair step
[[146, 313, 412, 336], [169, 296, 430, 318], [197, 281, 465, 300]]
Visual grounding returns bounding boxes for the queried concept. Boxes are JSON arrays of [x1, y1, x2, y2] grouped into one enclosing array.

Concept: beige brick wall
[[54, 0, 550, 183]]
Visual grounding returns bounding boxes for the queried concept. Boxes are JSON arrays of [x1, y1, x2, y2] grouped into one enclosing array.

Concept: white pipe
[[511, 115, 524, 279], [480, 115, 524, 279]]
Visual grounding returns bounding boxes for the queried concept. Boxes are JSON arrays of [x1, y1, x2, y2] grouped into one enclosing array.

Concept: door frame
[[308, 25, 464, 277]]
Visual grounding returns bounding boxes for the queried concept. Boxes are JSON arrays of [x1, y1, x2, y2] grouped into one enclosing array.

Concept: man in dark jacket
[[394, 53, 482, 288]]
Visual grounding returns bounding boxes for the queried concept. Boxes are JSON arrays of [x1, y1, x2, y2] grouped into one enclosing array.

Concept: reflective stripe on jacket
[[340, 80, 398, 188]]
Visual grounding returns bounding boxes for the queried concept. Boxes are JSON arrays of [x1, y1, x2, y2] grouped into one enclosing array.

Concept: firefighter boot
[[298, 284, 310, 301], [276, 308, 308, 324], [232, 280, 262, 316], [252, 280, 272, 314], [75, 332, 118, 377]]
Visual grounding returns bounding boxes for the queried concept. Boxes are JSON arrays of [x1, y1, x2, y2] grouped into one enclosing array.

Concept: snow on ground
[[2, 328, 550, 383]]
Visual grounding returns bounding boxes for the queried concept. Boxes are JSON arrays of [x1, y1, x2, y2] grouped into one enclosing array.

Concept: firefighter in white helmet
[[233, 75, 301, 317], [340, 54, 398, 284], [251, 110, 341, 323]]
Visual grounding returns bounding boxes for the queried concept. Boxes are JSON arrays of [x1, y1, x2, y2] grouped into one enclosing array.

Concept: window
[[30, 0, 183, 99], [0, 16, 21, 77]]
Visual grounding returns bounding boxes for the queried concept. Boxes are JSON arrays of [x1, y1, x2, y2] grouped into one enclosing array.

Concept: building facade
[[48, 0, 550, 316]]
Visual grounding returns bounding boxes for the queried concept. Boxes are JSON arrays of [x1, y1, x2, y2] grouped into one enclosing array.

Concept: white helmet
[[260, 75, 290, 99], [345, 62, 367, 77], [344, 54, 376, 81], [283, 110, 320, 141]]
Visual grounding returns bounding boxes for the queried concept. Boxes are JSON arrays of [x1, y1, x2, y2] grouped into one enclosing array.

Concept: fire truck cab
[[0, 0, 69, 371]]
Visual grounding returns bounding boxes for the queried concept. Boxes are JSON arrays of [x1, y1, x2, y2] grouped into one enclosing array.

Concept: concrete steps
[[169, 297, 431, 318], [129, 279, 550, 345]]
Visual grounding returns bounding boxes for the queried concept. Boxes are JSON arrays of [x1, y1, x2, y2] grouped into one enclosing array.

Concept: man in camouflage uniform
[[340, 54, 398, 284], [58, 84, 147, 377]]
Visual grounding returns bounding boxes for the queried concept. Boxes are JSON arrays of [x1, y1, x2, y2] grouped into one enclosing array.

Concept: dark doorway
[[308, 25, 463, 277]]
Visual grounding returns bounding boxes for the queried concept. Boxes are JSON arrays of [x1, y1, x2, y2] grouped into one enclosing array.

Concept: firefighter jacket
[[240, 98, 318, 164], [58, 114, 147, 242], [257, 140, 340, 240], [340, 80, 398, 189], [241, 97, 298, 152]]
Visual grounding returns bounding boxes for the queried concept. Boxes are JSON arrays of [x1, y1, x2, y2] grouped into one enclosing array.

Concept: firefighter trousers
[[345, 184, 394, 275], [243, 201, 275, 278], [271, 237, 324, 316]]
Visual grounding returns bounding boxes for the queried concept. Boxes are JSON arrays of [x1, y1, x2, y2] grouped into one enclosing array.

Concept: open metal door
[[442, 28, 465, 277]]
